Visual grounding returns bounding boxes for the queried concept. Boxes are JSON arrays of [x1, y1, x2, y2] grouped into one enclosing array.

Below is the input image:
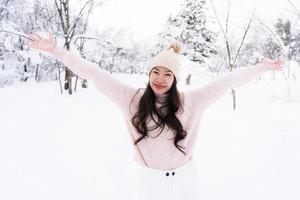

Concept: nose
[[155, 74, 165, 82], [155, 79, 165, 85]]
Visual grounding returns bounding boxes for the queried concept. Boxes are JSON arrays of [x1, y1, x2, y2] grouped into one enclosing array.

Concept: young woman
[[27, 32, 284, 200]]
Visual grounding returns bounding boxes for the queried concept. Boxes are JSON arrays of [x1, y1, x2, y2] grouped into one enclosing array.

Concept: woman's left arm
[[188, 58, 284, 109]]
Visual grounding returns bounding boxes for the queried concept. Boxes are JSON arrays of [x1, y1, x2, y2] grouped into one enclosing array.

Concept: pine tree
[[291, 31, 300, 65], [275, 18, 291, 47], [162, 0, 217, 64]]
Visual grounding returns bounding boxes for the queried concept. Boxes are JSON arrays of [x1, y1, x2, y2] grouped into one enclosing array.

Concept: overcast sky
[[86, 0, 299, 41]]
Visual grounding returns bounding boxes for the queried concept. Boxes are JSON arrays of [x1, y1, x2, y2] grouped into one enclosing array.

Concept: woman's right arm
[[52, 46, 102, 81], [27, 32, 138, 110], [52, 46, 138, 108]]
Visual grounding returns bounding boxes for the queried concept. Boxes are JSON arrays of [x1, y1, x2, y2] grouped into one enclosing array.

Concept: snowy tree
[[263, 37, 283, 60], [0, 0, 64, 87], [0, 0, 36, 86], [53, 0, 97, 94], [291, 31, 300, 65], [209, 0, 256, 110], [160, 0, 217, 64], [75, 28, 150, 76], [275, 18, 291, 47]]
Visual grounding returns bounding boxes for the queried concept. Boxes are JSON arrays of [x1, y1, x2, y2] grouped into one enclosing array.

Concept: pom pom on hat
[[165, 40, 183, 54], [148, 40, 184, 81]]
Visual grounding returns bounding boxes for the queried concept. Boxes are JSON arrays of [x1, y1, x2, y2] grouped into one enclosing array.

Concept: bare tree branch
[[225, 0, 232, 68], [287, 0, 300, 18], [225, 0, 231, 35], [0, 28, 33, 41], [66, 0, 93, 38], [232, 9, 256, 67], [209, 0, 228, 41], [210, 0, 232, 68], [73, 36, 101, 43], [54, 0, 66, 34], [257, 18, 286, 55]]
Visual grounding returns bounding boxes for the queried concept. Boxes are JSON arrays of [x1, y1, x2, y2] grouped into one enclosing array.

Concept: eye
[[165, 74, 172, 77], [152, 71, 158, 74]]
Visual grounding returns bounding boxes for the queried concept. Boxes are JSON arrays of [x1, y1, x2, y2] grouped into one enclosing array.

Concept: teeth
[[154, 83, 165, 89]]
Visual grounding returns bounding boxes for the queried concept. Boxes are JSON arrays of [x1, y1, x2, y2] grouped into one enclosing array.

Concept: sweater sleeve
[[186, 63, 267, 110], [52, 46, 138, 111]]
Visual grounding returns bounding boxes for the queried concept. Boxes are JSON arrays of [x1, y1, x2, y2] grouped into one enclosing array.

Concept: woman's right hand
[[26, 32, 56, 53]]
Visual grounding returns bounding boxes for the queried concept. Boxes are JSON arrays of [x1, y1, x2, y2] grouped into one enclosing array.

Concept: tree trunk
[[210, 0, 255, 110], [56, 61, 63, 94], [231, 88, 236, 110], [82, 79, 88, 88], [64, 67, 73, 94], [74, 75, 78, 91], [186, 74, 192, 85], [35, 64, 39, 81], [54, 0, 94, 94], [55, 0, 73, 94]]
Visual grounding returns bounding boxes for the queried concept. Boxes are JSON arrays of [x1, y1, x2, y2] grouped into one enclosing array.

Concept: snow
[[0, 72, 299, 200]]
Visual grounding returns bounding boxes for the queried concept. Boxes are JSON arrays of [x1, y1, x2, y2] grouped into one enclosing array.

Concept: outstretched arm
[[26, 32, 138, 111], [186, 59, 284, 109]]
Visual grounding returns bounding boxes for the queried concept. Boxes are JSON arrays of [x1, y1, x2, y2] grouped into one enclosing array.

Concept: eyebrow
[[153, 67, 172, 73]]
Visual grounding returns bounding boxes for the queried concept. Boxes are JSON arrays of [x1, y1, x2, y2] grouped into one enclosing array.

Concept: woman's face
[[149, 66, 175, 95]]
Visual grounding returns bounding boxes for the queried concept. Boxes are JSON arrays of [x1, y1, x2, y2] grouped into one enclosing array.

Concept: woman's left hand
[[260, 58, 284, 71]]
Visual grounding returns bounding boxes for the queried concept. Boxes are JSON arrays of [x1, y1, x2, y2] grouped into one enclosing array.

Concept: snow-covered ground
[[0, 72, 299, 200]]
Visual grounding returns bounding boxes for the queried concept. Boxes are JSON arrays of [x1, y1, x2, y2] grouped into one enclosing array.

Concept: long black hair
[[130, 78, 187, 155]]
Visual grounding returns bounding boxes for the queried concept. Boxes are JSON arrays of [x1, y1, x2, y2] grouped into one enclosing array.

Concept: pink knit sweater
[[52, 46, 266, 170]]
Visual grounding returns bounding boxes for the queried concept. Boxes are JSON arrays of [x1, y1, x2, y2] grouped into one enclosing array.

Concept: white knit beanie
[[148, 40, 183, 81]]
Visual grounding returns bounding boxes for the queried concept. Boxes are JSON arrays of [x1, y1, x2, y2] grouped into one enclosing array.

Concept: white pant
[[137, 160, 200, 200]]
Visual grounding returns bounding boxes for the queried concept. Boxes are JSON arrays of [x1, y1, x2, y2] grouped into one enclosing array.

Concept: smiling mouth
[[154, 83, 166, 89]]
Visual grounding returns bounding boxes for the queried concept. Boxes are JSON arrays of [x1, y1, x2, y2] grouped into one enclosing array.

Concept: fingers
[[30, 43, 39, 49], [26, 34, 41, 49], [26, 32, 44, 48], [27, 32, 42, 43], [26, 37, 37, 46], [27, 35, 35, 42], [32, 32, 42, 40], [273, 61, 284, 71], [25, 38, 33, 45], [261, 58, 285, 72], [263, 58, 284, 65], [26, 36, 35, 42], [27, 39, 37, 47], [26, 37, 33, 45], [276, 60, 284, 65], [27, 35, 38, 43], [273, 60, 284, 67], [27, 41, 40, 49]]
